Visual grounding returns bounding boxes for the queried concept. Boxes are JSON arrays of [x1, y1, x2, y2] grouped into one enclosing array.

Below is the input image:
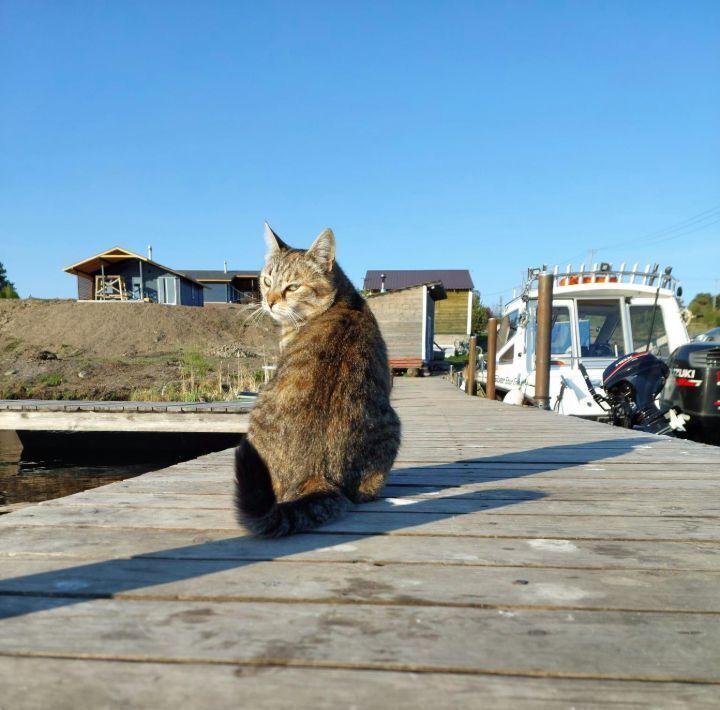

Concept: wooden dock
[[1, 377, 719, 708], [0, 398, 253, 433]]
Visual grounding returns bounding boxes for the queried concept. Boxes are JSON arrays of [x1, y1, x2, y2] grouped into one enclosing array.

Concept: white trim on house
[[421, 285, 428, 363], [467, 290, 473, 335]]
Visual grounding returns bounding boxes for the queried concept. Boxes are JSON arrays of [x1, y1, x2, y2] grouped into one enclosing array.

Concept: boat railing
[[523, 262, 679, 293]]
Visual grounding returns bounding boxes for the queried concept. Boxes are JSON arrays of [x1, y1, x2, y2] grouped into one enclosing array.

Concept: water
[[0, 430, 240, 512]]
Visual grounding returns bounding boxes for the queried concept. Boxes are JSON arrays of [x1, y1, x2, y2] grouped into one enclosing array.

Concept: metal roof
[[364, 269, 474, 291], [365, 281, 447, 301], [180, 270, 260, 282]]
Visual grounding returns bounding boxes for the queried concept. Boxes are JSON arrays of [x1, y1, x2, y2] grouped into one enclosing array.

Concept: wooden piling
[[486, 317, 497, 401], [466, 335, 477, 396], [535, 273, 553, 410]]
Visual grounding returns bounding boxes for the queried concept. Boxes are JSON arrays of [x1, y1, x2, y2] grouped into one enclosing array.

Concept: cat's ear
[[264, 222, 290, 254], [307, 228, 335, 272]]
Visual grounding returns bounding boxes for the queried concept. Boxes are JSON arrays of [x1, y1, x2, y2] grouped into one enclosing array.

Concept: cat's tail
[[234, 439, 351, 537]]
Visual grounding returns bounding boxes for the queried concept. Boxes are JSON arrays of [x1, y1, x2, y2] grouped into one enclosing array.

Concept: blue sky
[[1, 1, 718, 308]]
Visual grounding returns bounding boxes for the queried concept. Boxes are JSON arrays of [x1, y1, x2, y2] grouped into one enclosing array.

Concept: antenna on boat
[[645, 284, 662, 354]]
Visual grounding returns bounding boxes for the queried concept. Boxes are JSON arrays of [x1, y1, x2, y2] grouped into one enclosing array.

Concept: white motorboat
[[478, 262, 691, 418]]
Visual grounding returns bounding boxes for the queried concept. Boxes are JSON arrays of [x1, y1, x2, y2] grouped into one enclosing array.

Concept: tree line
[[0, 261, 19, 299], [688, 292, 720, 330]]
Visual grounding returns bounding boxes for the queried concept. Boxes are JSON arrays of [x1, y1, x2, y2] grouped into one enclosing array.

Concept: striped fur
[[234, 226, 400, 537]]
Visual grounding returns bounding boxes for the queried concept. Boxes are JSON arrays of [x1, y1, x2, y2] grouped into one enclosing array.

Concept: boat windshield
[[551, 307, 573, 357], [526, 304, 573, 366], [629, 305, 670, 357], [498, 310, 520, 363], [577, 299, 626, 359]]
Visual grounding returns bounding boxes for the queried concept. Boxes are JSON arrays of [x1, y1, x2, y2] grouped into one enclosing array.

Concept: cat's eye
[[263, 277, 271, 287], [286, 284, 300, 292]]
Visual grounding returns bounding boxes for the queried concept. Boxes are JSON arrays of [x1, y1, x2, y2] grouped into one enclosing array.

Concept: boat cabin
[[485, 263, 690, 417]]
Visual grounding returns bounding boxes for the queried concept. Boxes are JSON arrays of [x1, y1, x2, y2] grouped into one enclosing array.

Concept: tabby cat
[[234, 224, 401, 537]]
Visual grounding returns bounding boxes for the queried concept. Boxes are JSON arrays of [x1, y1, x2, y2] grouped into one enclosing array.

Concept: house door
[[157, 277, 179, 305], [131, 276, 142, 301]]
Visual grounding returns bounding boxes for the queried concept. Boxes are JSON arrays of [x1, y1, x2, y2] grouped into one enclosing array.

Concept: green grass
[[180, 350, 210, 380], [38, 373, 63, 386], [445, 355, 469, 367], [129, 357, 265, 402]]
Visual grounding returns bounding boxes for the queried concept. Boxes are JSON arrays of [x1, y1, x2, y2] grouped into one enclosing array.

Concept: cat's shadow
[[0, 436, 654, 620]]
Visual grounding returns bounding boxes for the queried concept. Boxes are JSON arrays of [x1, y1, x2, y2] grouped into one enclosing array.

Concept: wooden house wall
[[435, 290, 470, 335], [91, 260, 162, 301], [76, 274, 93, 301], [366, 288, 423, 360], [179, 279, 204, 307], [83, 259, 203, 306]]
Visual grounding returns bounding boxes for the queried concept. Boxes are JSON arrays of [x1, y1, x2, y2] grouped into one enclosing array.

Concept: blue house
[[180, 270, 260, 304], [64, 247, 205, 306]]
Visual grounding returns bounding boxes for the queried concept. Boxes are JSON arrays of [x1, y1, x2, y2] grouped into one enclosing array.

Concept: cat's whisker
[[277, 305, 301, 330], [241, 306, 265, 326]]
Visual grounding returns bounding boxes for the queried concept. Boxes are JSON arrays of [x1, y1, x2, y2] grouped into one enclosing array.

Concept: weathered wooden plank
[[2, 558, 719, 612], [0, 598, 718, 682], [2, 658, 716, 710], [2, 527, 716, 571], [45, 489, 720, 517], [0, 399, 254, 412], [0, 410, 250, 433], [100, 476, 720, 496], [5, 503, 717, 541], [393, 451, 720, 465]]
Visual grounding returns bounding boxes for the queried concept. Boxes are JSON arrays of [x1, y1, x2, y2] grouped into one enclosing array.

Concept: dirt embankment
[[0, 300, 278, 400]]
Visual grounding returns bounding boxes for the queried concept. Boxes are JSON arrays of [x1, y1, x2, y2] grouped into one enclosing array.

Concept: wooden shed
[[365, 282, 447, 370], [364, 270, 474, 348]]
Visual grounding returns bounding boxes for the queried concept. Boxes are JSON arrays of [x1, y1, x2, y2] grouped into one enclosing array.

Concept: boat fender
[[503, 389, 525, 406]]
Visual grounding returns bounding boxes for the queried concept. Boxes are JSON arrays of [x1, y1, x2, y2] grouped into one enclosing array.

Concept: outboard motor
[[659, 343, 720, 445], [601, 352, 674, 434]]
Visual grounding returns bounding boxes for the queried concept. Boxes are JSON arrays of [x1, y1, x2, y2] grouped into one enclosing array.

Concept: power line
[[550, 203, 720, 267], [593, 203, 720, 253]]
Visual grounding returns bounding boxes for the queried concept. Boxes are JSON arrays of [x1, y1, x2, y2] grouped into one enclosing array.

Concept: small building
[[365, 282, 447, 370], [364, 270, 474, 348], [64, 247, 205, 306], [180, 270, 260, 304]]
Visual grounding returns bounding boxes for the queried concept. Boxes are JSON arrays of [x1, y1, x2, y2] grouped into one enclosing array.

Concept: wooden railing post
[[486, 317, 497, 401], [534, 273, 553, 410], [467, 335, 477, 396]]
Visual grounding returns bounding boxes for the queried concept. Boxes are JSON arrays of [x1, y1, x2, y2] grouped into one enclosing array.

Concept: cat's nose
[[266, 293, 281, 309]]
